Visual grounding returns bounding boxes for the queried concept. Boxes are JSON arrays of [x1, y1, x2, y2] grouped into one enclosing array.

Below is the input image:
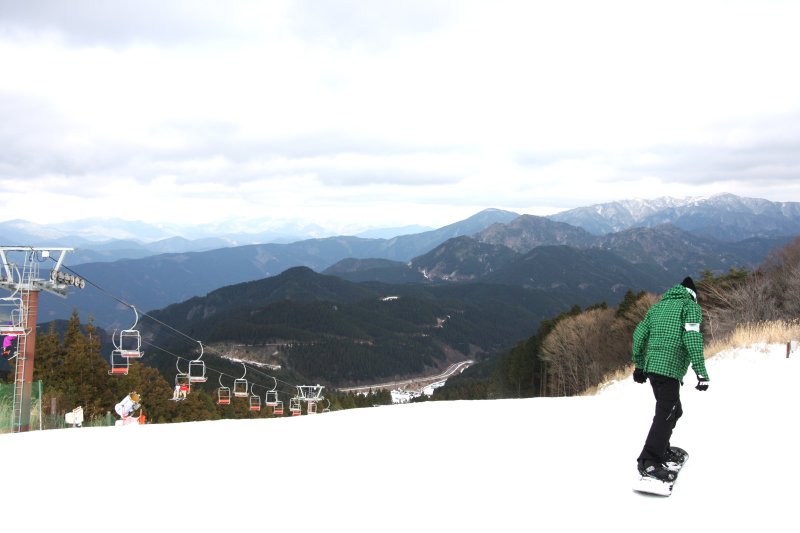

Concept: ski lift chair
[[188, 341, 208, 383], [108, 349, 130, 375], [119, 329, 142, 358], [272, 400, 284, 416], [118, 306, 142, 358], [233, 363, 248, 397], [233, 378, 248, 397], [265, 389, 279, 407], [188, 359, 207, 383], [217, 387, 231, 405], [217, 375, 231, 405], [289, 397, 302, 416], [249, 394, 262, 411], [172, 360, 191, 398]]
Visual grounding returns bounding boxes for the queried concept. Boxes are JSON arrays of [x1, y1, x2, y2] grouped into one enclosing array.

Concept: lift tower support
[[0, 247, 79, 432]]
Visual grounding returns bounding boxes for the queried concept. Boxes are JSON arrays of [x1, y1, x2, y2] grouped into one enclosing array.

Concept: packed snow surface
[[3, 344, 797, 532]]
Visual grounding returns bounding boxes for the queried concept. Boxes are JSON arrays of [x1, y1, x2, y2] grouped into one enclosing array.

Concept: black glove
[[633, 368, 647, 384], [695, 375, 709, 391]]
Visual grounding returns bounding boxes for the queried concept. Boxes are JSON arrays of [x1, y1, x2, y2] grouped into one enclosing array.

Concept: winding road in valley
[[337, 360, 474, 394]]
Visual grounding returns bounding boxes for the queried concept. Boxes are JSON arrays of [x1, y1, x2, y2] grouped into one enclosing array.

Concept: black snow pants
[[638, 373, 683, 466]]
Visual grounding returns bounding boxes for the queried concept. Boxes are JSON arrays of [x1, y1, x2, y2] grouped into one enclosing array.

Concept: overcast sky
[[2, 0, 800, 233]]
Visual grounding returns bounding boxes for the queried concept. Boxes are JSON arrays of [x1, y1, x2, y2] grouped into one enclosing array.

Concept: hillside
[[483, 245, 666, 298], [145, 267, 576, 387], [410, 236, 519, 281], [322, 258, 426, 283], [477, 213, 597, 250], [4, 342, 797, 531]]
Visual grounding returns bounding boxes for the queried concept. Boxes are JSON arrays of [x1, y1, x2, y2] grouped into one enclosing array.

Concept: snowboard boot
[[638, 461, 677, 483], [664, 446, 688, 472]]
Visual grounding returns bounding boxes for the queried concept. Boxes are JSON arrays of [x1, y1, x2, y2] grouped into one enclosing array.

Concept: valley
[[337, 360, 474, 400]]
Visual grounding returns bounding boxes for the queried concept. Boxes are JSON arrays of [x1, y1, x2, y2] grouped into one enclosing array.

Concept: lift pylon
[[1, 247, 80, 432], [290, 384, 326, 416]]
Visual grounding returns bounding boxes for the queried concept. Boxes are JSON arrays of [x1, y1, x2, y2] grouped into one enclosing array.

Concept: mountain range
[[0, 217, 435, 261], [4, 193, 800, 260], [328, 216, 786, 286], [549, 192, 800, 239], [5, 192, 795, 389], [30, 194, 797, 329]]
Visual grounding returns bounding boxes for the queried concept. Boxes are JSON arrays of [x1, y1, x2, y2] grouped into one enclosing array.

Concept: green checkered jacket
[[632, 284, 709, 381]]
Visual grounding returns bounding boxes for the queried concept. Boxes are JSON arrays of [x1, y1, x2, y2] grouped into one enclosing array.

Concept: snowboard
[[633, 448, 689, 497]]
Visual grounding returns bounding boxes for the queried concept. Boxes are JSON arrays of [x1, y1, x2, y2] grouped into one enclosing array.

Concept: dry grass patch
[[589, 319, 800, 395], [706, 319, 800, 356], [581, 365, 633, 396]]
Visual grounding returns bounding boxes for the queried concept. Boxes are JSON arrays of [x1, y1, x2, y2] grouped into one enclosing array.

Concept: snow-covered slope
[[3, 344, 797, 532]]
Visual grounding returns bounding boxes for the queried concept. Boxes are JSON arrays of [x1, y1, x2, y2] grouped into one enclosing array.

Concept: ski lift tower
[[295, 384, 325, 415], [0, 247, 81, 432]]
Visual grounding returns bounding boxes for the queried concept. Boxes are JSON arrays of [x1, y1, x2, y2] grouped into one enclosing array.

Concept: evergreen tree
[[506, 341, 534, 398], [63, 312, 115, 419], [615, 289, 646, 318]]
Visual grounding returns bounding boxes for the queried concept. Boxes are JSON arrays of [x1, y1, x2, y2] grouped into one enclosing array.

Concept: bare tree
[[762, 236, 800, 318], [539, 308, 617, 396], [703, 237, 800, 340]]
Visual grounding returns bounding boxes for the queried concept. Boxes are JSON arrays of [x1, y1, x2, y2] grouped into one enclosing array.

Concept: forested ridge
[[144, 266, 578, 388]]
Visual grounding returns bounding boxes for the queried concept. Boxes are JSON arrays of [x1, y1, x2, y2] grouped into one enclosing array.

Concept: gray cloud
[[514, 111, 800, 192], [630, 137, 800, 187], [0, 0, 460, 50], [286, 0, 457, 50], [0, 89, 467, 192], [0, 0, 258, 47]]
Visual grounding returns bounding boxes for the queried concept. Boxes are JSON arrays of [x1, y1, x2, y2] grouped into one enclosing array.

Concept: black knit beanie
[[681, 276, 696, 292], [681, 276, 697, 299]]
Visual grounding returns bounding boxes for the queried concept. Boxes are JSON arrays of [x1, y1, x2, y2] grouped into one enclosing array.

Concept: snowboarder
[[632, 276, 710, 484]]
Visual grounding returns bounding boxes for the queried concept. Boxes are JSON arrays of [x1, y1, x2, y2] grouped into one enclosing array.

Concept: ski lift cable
[[239, 362, 298, 390], [141, 339, 296, 399], [52, 262, 278, 382], [49, 260, 135, 317], [53, 263, 281, 382], [51, 261, 302, 398], [51, 262, 227, 373], [49, 260, 200, 347]]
